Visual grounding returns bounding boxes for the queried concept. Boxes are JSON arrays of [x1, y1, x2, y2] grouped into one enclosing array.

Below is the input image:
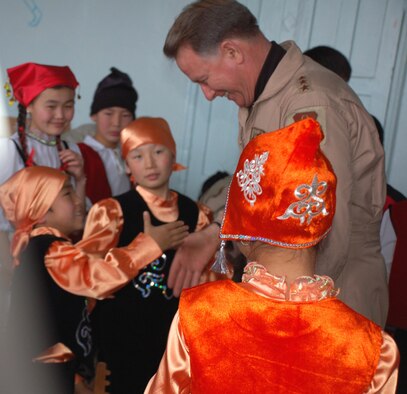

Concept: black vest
[[6, 234, 93, 393], [94, 189, 199, 394]]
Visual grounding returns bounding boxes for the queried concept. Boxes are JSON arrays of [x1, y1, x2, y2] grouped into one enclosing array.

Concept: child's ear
[[36, 213, 49, 226], [91, 114, 97, 122], [125, 161, 131, 175]]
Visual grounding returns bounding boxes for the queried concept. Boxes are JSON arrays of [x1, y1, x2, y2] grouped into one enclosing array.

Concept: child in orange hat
[[0, 62, 86, 278], [146, 118, 399, 394], [0, 166, 188, 394], [92, 116, 212, 393]]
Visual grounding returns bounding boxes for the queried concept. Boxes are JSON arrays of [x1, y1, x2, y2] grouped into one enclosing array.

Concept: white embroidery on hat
[[236, 151, 269, 206], [277, 174, 328, 224]]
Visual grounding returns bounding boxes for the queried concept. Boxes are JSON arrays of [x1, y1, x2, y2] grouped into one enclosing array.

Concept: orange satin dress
[[30, 197, 162, 362], [145, 263, 399, 393]]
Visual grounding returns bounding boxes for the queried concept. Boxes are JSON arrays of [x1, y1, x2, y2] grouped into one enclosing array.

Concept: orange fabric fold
[[196, 202, 212, 231], [32, 198, 162, 299], [137, 186, 179, 223], [136, 186, 211, 231], [32, 342, 74, 364], [0, 166, 66, 265]]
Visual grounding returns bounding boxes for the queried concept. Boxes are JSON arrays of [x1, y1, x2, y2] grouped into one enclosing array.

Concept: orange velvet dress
[[145, 263, 399, 393]]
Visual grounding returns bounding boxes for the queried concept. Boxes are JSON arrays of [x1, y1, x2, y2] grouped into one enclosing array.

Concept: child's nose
[[112, 113, 121, 126], [144, 154, 155, 168], [55, 107, 65, 118]]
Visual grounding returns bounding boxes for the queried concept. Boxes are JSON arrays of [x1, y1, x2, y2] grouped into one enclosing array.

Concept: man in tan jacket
[[164, 0, 388, 327]]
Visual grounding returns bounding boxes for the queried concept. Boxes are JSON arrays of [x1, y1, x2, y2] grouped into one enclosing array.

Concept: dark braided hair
[[56, 135, 63, 152], [17, 103, 31, 166]]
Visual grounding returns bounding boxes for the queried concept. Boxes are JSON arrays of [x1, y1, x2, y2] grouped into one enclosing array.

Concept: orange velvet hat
[[0, 166, 67, 264], [120, 116, 186, 171], [6, 62, 79, 107], [220, 118, 336, 249]]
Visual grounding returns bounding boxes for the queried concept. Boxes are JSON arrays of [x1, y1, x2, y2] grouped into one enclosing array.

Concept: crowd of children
[[0, 61, 400, 393]]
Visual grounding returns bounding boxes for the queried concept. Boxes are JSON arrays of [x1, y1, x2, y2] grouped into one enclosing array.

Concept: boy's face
[[44, 180, 84, 235], [126, 143, 174, 196], [28, 87, 75, 136], [91, 107, 133, 148]]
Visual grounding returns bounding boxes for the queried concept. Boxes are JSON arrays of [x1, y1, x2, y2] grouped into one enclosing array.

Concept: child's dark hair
[[199, 171, 230, 199]]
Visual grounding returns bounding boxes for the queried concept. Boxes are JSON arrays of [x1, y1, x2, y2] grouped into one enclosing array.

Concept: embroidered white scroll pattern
[[236, 151, 269, 206], [277, 174, 328, 225]]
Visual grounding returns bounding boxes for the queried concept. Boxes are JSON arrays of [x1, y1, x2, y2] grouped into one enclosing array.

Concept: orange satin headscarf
[[0, 166, 67, 264], [220, 118, 337, 249], [120, 117, 186, 171]]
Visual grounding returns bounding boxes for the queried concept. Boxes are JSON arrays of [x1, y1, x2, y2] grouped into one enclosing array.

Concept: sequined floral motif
[[133, 254, 173, 300], [236, 151, 269, 206], [277, 174, 328, 225]]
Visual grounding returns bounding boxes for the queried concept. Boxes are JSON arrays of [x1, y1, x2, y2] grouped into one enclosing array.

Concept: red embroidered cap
[[220, 118, 337, 249], [7, 62, 79, 107]]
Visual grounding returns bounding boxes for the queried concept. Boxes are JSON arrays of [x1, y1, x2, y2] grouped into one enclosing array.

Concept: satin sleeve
[[365, 331, 399, 393], [195, 202, 212, 232], [144, 312, 191, 394], [44, 198, 162, 299]]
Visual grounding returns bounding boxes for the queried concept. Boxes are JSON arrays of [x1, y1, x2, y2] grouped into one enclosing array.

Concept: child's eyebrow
[[45, 99, 74, 104]]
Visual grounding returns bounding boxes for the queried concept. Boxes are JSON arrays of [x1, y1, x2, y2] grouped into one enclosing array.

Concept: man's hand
[[168, 223, 220, 297], [143, 211, 189, 252]]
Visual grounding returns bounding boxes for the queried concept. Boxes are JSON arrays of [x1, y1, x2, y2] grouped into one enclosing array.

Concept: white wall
[[1, 0, 406, 197]]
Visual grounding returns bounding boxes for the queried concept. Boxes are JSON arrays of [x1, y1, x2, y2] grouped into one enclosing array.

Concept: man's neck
[[252, 40, 286, 104]]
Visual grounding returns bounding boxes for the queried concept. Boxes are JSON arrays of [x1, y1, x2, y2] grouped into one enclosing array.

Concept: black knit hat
[[90, 67, 138, 117]]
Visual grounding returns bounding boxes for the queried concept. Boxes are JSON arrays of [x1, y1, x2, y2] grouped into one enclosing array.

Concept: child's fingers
[[167, 228, 189, 249], [142, 211, 152, 231]]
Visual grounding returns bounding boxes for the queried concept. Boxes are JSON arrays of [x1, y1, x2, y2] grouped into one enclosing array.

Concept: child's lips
[[145, 173, 159, 181]]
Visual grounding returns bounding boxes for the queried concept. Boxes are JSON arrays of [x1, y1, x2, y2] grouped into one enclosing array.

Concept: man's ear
[[220, 39, 244, 64]]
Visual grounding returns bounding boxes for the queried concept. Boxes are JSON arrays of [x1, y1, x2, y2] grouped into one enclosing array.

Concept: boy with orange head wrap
[[0, 166, 188, 394], [146, 118, 399, 394], [93, 116, 212, 394]]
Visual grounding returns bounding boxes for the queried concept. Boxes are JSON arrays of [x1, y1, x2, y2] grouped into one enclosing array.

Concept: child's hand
[[59, 149, 85, 182], [143, 211, 189, 251]]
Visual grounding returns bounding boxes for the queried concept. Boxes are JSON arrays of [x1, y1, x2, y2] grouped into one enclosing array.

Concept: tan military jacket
[[238, 41, 388, 327]]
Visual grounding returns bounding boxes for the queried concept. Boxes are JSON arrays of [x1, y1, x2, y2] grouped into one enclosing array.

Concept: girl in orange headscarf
[[93, 117, 212, 394], [145, 118, 399, 394], [0, 166, 188, 394]]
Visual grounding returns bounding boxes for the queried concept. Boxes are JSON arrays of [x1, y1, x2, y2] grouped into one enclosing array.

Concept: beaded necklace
[[26, 131, 58, 146]]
